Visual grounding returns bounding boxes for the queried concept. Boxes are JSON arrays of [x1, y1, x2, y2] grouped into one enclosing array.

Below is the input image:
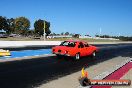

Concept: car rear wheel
[[75, 53, 80, 60], [56, 55, 62, 59]]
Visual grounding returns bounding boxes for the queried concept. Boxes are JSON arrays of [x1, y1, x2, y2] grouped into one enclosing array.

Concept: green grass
[[80, 38, 121, 42], [0, 37, 34, 41], [47, 38, 121, 42], [0, 37, 121, 42]]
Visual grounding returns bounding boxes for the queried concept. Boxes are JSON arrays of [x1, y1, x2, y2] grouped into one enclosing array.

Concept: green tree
[[34, 19, 43, 36], [28, 30, 35, 36], [14, 17, 30, 35], [73, 34, 80, 38], [65, 32, 69, 35], [61, 32, 64, 35], [34, 19, 51, 36], [7, 18, 15, 34], [0, 16, 9, 32], [95, 35, 100, 37]]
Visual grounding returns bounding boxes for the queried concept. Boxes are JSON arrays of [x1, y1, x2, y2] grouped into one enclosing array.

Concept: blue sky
[[0, 0, 132, 36]]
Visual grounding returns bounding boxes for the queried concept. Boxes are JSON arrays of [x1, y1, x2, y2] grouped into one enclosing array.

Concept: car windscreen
[[60, 41, 76, 47]]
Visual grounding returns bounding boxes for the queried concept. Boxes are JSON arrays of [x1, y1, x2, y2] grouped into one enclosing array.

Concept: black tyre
[[56, 55, 62, 59]]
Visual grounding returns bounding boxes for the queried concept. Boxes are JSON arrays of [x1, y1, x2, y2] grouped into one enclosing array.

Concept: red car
[[52, 40, 98, 60]]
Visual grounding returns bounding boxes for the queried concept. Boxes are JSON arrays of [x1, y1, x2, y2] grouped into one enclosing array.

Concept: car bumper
[[53, 52, 71, 56]]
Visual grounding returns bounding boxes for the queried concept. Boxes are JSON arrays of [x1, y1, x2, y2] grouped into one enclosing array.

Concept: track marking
[[91, 61, 132, 88], [79, 58, 132, 88]]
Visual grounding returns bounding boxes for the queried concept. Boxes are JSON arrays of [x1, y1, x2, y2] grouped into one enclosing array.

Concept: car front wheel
[[92, 51, 96, 57], [91, 51, 96, 58]]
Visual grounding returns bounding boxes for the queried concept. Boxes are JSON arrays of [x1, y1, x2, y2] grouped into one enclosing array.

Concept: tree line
[[95, 34, 132, 41], [0, 16, 51, 36]]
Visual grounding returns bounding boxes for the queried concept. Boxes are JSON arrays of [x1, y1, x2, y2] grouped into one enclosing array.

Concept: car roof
[[65, 40, 86, 43]]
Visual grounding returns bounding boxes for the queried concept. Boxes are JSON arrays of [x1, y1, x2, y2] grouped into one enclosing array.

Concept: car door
[[84, 42, 92, 55], [78, 42, 86, 56]]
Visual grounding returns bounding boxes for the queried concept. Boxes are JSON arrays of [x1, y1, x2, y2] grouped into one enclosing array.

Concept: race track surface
[[0, 44, 132, 88]]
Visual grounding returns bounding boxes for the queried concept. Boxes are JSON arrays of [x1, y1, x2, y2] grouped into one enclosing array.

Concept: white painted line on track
[[93, 58, 132, 79]]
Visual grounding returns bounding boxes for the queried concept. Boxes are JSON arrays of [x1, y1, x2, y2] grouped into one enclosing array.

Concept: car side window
[[78, 42, 84, 48], [84, 43, 89, 47]]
